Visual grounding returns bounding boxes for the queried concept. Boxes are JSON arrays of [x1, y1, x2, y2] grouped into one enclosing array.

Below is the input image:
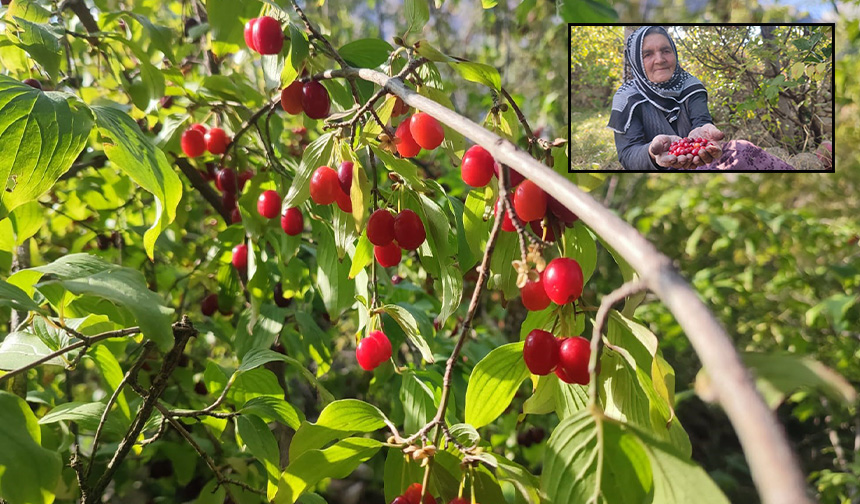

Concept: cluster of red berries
[[668, 137, 712, 158], [523, 330, 591, 385], [309, 161, 355, 214], [200, 293, 230, 317], [366, 208, 427, 268], [257, 189, 304, 236], [355, 330, 393, 371], [181, 124, 231, 158], [243, 15, 284, 55], [281, 80, 332, 120], [519, 257, 584, 312], [394, 113, 445, 157], [461, 146, 577, 241]]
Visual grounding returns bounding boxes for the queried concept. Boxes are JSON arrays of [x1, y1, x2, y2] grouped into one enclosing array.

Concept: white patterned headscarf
[[607, 26, 707, 134]]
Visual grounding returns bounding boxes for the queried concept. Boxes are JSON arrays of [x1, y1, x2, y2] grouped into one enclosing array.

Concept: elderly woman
[[608, 26, 794, 171]]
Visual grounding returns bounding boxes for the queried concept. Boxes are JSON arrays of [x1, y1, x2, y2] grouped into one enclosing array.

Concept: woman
[[607, 26, 794, 171]]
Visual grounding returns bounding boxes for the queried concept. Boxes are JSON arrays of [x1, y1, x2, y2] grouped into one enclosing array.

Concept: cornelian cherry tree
[[0, 1, 822, 504]]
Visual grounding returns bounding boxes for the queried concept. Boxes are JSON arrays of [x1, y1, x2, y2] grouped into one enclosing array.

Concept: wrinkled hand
[[692, 141, 723, 165], [650, 135, 696, 169], [688, 123, 725, 143]]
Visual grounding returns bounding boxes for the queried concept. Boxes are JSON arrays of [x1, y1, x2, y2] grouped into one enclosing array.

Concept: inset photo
[[569, 24, 834, 172]]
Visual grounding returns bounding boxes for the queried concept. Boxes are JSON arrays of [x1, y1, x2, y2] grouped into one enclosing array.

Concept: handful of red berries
[[668, 137, 713, 158]]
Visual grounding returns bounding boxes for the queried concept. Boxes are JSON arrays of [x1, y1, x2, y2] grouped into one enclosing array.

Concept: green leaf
[[241, 396, 303, 430], [381, 304, 434, 363], [631, 423, 730, 504], [276, 437, 383, 504], [0, 391, 62, 504], [556, 0, 619, 22], [125, 13, 176, 63], [5, 0, 51, 23], [522, 374, 557, 416], [206, 0, 260, 56], [404, 0, 430, 36], [9, 200, 41, 246], [288, 24, 309, 72], [234, 348, 334, 405], [368, 146, 427, 191], [0, 331, 64, 370], [542, 411, 651, 504], [400, 370, 437, 433], [29, 253, 174, 351], [0, 76, 94, 218], [238, 414, 281, 501], [555, 379, 589, 420], [349, 234, 373, 279], [449, 61, 501, 91], [0, 278, 43, 313], [465, 341, 530, 429], [283, 133, 336, 209], [312, 219, 354, 318], [339, 38, 393, 68], [90, 344, 131, 420], [564, 222, 597, 284], [463, 187, 493, 267], [736, 352, 857, 408], [92, 105, 182, 259], [11, 17, 62, 80], [491, 453, 542, 504], [289, 399, 389, 460]]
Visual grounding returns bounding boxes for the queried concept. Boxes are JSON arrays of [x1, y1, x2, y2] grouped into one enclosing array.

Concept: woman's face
[[642, 33, 676, 83]]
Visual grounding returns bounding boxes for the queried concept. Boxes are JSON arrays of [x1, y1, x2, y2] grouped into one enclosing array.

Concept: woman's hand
[[688, 123, 725, 143], [693, 142, 723, 165], [650, 135, 696, 169]]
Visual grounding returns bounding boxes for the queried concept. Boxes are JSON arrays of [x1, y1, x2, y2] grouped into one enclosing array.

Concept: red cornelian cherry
[[513, 180, 548, 222], [409, 112, 444, 150], [216, 168, 237, 194], [374, 242, 401, 268], [548, 196, 578, 225], [301, 81, 331, 119], [461, 145, 495, 188], [368, 330, 392, 363], [337, 161, 354, 194], [356, 336, 383, 371], [230, 207, 241, 223], [23, 78, 42, 90], [403, 483, 436, 504], [280, 81, 304, 115], [222, 192, 237, 213], [205, 127, 230, 155], [201, 293, 219, 316], [281, 207, 303, 236], [309, 166, 340, 205], [251, 16, 283, 55], [190, 123, 208, 135], [335, 188, 352, 213], [520, 272, 551, 311], [231, 243, 248, 270], [257, 190, 280, 219], [523, 329, 559, 375], [543, 257, 584, 305], [556, 336, 591, 385], [530, 219, 556, 242], [395, 120, 421, 158], [367, 209, 396, 246], [238, 170, 253, 192], [495, 198, 516, 232], [181, 128, 206, 158], [243, 18, 259, 51], [391, 498, 410, 504], [394, 209, 426, 250]]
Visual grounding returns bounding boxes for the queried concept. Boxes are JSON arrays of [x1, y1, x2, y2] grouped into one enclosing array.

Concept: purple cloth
[[695, 140, 795, 170]]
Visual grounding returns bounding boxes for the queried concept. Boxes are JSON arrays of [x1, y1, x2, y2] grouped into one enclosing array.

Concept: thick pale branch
[[320, 65, 812, 504]]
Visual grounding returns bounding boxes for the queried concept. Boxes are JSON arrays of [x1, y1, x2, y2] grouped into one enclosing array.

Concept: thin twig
[[153, 402, 265, 498], [85, 342, 151, 482], [221, 100, 279, 164], [0, 327, 142, 386]]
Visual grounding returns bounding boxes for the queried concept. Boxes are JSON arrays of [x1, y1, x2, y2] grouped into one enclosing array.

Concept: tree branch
[[318, 65, 812, 504], [174, 157, 232, 223], [85, 317, 197, 503]]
